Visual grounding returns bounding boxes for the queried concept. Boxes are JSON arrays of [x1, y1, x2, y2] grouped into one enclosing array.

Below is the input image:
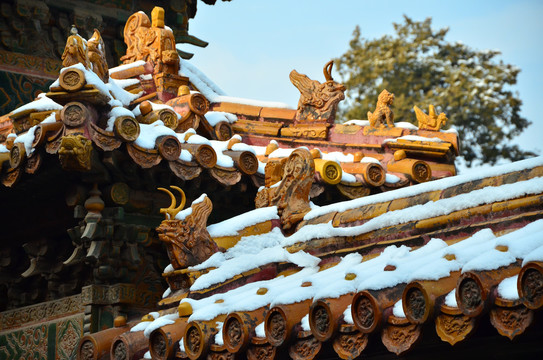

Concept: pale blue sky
[[183, 0, 543, 158]]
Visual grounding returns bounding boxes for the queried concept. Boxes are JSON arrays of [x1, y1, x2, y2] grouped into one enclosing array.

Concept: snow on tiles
[[522, 244, 543, 266], [206, 206, 279, 238], [143, 313, 178, 338], [462, 219, 543, 272], [280, 176, 543, 248], [343, 305, 354, 324], [356, 239, 448, 292], [497, 275, 520, 301], [444, 289, 458, 308], [204, 111, 237, 126], [183, 267, 318, 322], [383, 134, 445, 144], [179, 58, 226, 100], [305, 156, 543, 221], [392, 300, 406, 318], [274, 253, 364, 305], [52, 63, 142, 107], [108, 60, 147, 75], [254, 322, 265, 338], [321, 151, 354, 163], [14, 125, 38, 155], [106, 106, 135, 131], [174, 194, 206, 221], [189, 242, 319, 291], [134, 121, 178, 149], [407, 229, 497, 282], [11, 93, 63, 115]]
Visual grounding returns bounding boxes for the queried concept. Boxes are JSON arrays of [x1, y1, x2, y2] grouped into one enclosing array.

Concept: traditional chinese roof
[[77, 156, 543, 360], [1, 6, 539, 360]]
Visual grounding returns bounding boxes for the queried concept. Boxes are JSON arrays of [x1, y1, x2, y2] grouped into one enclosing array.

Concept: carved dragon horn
[[158, 186, 186, 219], [323, 60, 334, 82]]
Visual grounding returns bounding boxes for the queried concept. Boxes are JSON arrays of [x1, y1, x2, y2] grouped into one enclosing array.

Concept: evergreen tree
[[336, 16, 534, 166]]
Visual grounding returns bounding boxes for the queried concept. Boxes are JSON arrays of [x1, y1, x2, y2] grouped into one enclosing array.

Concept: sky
[[181, 0, 543, 160]]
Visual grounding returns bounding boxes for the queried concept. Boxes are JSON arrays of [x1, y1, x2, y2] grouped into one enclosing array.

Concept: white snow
[[179, 338, 185, 352], [497, 275, 519, 300], [343, 120, 369, 126], [214, 322, 224, 345], [343, 305, 354, 324], [143, 313, 178, 338], [205, 111, 238, 126], [386, 173, 401, 184], [41, 112, 57, 124], [444, 289, 457, 307], [106, 106, 135, 131], [109, 78, 140, 88], [134, 121, 178, 149], [180, 149, 193, 162], [392, 300, 406, 318], [255, 322, 266, 338], [300, 314, 311, 331], [162, 287, 172, 299], [13, 126, 37, 155], [0, 145, 8, 153], [322, 151, 354, 163], [522, 244, 543, 266], [164, 264, 174, 274], [360, 157, 381, 164], [341, 120, 418, 130], [180, 59, 291, 108], [109, 60, 147, 74], [463, 219, 543, 272], [130, 321, 150, 333], [207, 206, 279, 238], [190, 243, 319, 291], [144, 351, 151, 359], [384, 135, 445, 144], [268, 148, 295, 159], [11, 93, 62, 115], [341, 172, 357, 183], [182, 267, 318, 322], [283, 176, 543, 248], [408, 229, 497, 282]]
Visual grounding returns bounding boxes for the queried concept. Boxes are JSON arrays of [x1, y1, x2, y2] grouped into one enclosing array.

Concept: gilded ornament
[[368, 89, 395, 128], [290, 60, 346, 125], [414, 104, 448, 131]]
